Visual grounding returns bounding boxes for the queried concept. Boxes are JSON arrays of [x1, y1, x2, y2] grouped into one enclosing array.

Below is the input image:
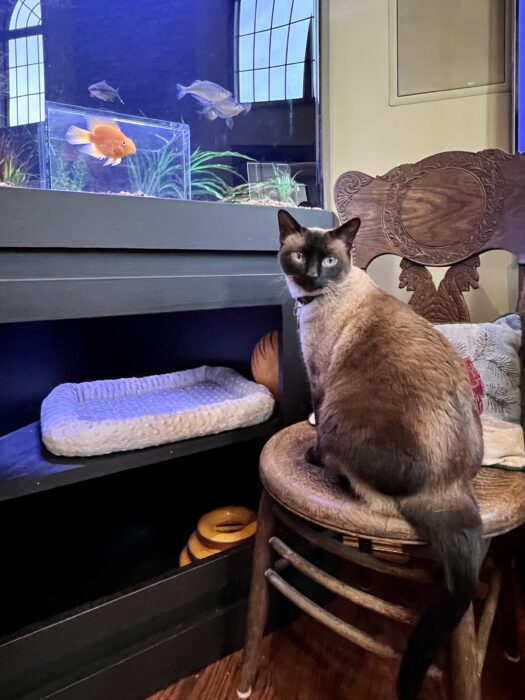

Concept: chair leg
[[447, 603, 481, 700], [499, 556, 522, 662], [357, 537, 373, 591], [237, 491, 277, 699]]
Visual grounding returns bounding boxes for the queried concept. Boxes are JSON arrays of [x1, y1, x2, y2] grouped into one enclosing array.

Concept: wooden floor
[[147, 575, 525, 700]]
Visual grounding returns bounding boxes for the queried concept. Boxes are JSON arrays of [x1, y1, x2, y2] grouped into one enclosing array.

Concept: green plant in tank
[[0, 131, 32, 186], [190, 147, 254, 200], [267, 167, 300, 204], [52, 143, 88, 191], [128, 135, 187, 198], [222, 167, 300, 205], [220, 182, 252, 203], [128, 141, 255, 200]]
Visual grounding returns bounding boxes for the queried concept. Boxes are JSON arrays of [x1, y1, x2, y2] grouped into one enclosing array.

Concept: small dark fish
[[176, 80, 232, 105], [201, 97, 251, 129], [88, 80, 124, 105]]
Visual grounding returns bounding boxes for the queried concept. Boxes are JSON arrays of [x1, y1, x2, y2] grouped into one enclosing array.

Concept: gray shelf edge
[[0, 274, 285, 324], [0, 188, 335, 251]]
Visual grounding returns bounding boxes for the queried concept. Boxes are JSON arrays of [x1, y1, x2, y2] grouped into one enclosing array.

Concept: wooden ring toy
[[187, 530, 224, 560], [179, 546, 192, 567], [197, 506, 257, 546]]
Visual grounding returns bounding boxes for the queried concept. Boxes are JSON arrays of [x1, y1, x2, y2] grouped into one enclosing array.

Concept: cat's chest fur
[[297, 267, 373, 380], [298, 307, 340, 379]]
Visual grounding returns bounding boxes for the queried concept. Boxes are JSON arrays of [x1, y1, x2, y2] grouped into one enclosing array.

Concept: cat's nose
[[307, 263, 319, 278]]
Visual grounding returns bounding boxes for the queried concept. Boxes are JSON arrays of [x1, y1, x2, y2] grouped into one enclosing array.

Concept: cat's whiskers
[[269, 276, 293, 301], [323, 281, 338, 302]]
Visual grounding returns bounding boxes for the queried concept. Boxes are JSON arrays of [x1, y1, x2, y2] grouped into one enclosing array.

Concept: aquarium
[[0, 0, 322, 206]]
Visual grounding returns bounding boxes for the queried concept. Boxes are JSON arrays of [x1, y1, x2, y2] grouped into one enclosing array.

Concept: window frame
[[0, 0, 45, 127], [235, 0, 316, 106]]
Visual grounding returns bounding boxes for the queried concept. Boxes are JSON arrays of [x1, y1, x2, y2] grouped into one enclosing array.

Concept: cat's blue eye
[[322, 256, 338, 268], [291, 251, 305, 263]]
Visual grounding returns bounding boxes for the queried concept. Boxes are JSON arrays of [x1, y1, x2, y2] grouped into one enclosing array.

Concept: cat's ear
[[278, 209, 303, 244], [330, 217, 361, 251]]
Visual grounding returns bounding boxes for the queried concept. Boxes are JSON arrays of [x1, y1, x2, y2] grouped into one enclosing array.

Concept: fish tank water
[[0, 0, 321, 207], [39, 102, 190, 198]]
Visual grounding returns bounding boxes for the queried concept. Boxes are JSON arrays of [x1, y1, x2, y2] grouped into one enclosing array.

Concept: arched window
[[237, 0, 314, 103], [3, 0, 45, 126]]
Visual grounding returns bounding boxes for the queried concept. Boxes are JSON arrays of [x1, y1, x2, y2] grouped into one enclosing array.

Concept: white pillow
[[436, 314, 522, 423]]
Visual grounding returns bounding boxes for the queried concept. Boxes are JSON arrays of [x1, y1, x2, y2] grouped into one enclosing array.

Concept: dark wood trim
[[0, 545, 254, 700], [38, 599, 250, 700], [0, 417, 280, 502]]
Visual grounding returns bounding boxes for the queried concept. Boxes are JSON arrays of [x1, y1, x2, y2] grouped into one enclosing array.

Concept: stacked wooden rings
[[179, 506, 257, 567]]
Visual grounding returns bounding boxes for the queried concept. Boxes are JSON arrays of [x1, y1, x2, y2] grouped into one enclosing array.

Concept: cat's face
[[277, 210, 361, 297]]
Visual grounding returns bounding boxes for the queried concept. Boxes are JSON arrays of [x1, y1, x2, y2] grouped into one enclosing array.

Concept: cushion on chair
[[260, 422, 525, 543], [436, 314, 522, 423]]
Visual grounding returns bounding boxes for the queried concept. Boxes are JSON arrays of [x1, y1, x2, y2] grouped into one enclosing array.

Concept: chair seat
[[260, 422, 525, 544]]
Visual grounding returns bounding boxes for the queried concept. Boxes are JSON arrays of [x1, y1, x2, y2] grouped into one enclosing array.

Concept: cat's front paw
[[305, 445, 323, 467]]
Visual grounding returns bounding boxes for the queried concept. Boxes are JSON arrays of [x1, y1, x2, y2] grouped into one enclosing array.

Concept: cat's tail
[[396, 492, 483, 700]]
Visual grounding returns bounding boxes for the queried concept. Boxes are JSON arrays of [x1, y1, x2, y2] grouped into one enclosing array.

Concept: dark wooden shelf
[[0, 416, 280, 502], [0, 542, 255, 700]]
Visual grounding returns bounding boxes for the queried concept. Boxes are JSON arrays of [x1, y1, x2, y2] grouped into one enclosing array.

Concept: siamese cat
[[278, 210, 483, 700]]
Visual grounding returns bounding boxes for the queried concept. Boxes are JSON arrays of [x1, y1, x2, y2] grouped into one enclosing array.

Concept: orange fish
[[66, 117, 136, 166]]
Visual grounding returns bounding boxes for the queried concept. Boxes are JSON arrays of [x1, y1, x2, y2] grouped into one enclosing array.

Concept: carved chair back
[[334, 150, 525, 324]]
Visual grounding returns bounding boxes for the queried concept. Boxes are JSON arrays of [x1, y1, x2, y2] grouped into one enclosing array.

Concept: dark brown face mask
[[277, 210, 361, 294]]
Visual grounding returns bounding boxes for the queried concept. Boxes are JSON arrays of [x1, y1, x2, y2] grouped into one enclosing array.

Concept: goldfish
[[176, 80, 232, 105], [200, 97, 251, 129], [66, 117, 136, 166], [88, 80, 124, 104]]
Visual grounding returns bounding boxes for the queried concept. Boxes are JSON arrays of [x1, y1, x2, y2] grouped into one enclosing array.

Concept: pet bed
[[41, 366, 275, 457]]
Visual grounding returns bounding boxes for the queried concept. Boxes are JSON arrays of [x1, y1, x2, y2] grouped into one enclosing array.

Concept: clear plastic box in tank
[[38, 102, 190, 199]]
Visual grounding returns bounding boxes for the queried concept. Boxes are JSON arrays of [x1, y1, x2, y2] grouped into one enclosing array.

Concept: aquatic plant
[[128, 143, 254, 200], [52, 143, 88, 191], [190, 148, 254, 200], [220, 182, 252, 203], [128, 135, 187, 198], [265, 167, 300, 204], [222, 168, 300, 205], [0, 132, 32, 186]]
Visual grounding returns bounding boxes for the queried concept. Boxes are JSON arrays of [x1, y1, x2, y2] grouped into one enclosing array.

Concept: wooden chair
[[237, 150, 525, 700]]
